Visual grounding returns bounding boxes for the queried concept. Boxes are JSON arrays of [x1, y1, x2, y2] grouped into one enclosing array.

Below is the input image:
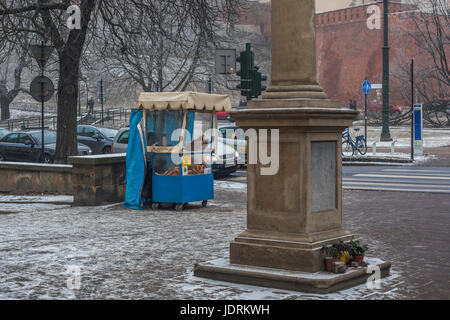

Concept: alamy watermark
[[66, 265, 81, 290], [366, 265, 382, 290], [66, 5, 81, 30], [367, 5, 382, 30], [170, 128, 280, 176]]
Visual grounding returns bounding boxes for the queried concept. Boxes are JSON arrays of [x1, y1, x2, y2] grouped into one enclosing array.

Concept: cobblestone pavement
[[0, 181, 449, 299]]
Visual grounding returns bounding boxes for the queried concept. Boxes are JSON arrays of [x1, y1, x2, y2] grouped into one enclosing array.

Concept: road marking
[[380, 170, 450, 177], [382, 169, 449, 173], [344, 181, 450, 189], [343, 186, 450, 193], [353, 174, 450, 180]]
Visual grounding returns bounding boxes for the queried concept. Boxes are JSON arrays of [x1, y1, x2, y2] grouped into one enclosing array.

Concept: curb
[[343, 156, 414, 166]]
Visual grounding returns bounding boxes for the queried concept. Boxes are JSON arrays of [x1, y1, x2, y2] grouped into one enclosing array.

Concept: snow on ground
[[0, 195, 73, 204], [9, 109, 56, 120], [0, 185, 448, 299], [344, 153, 436, 164], [214, 180, 247, 191], [350, 126, 450, 148], [0, 201, 402, 300]]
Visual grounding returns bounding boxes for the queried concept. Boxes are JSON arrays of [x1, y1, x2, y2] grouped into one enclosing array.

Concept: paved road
[[224, 166, 450, 194], [343, 166, 450, 194]]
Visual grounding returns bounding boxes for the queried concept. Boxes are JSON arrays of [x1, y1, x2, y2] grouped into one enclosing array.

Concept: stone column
[[264, 0, 327, 100], [195, 0, 390, 290], [228, 0, 358, 272]]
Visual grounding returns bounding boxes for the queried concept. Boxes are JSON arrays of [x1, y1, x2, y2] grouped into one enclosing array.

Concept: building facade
[[237, 0, 434, 107]]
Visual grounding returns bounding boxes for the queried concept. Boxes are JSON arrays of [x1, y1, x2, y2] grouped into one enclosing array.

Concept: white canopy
[[136, 92, 232, 112]]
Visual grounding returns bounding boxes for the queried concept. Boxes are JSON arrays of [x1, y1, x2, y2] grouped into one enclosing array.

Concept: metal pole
[[78, 67, 81, 116], [411, 59, 414, 161], [86, 85, 89, 112], [365, 93, 368, 140], [40, 42, 45, 163], [101, 78, 104, 126], [381, 0, 391, 141]]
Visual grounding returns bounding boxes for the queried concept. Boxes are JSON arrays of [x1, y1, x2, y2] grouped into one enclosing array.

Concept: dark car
[[77, 125, 118, 154], [0, 130, 91, 164], [0, 128, 10, 139]]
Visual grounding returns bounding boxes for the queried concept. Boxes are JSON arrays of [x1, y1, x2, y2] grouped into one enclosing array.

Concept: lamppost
[[381, 0, 392, 141]]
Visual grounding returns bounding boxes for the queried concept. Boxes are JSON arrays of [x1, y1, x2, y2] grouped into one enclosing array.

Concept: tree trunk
[[0, 97, 11, 120], [51, 0, 96, 163], [54, 51, 80, 163]]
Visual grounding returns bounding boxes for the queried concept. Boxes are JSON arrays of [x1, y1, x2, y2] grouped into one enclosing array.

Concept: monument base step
[[194, 258, 391, 294]]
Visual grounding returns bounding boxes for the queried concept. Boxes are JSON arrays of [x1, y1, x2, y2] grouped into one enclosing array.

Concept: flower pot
[[354, 255, 365, 263], [346, 257, 353, 267], [325, 257, 339, 272]]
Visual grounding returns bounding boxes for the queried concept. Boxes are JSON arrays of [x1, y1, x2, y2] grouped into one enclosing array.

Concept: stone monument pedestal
[[194, 0, 391, 292], [193, 102, 392, 292], [195, 258, 391, 294], [228, 103, 358, 273]]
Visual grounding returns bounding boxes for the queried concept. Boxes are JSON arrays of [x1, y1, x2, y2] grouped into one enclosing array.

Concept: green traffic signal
[[236, 43, 267, 100]]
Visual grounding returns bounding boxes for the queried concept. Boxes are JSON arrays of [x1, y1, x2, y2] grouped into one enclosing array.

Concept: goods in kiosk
[[123, 92, 232, 211]]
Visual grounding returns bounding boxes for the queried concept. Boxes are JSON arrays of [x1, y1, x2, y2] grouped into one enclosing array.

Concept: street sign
[[362, 80, 371, 94], [413, 104, 423, 156], [97, 79, 106, 104], [30, 76, 55, 102], [215, 49, 236, 75], [371, 84, 382, 89], [30, 44, 54, 69]]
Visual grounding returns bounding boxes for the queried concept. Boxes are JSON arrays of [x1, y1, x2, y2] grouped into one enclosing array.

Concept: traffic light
[[236, 43, 254, 100], [236, 43, 267, 100], [250, 68, 267, 99]]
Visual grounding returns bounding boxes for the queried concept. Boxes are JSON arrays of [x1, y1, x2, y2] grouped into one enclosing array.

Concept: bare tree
[[93, 1, 208, 94], [0, 0, 96, 162], [390, 0, 449, 127], [0, 0, 239, 162], [0, 40, 30, 120], [408, 0, 449, 101]]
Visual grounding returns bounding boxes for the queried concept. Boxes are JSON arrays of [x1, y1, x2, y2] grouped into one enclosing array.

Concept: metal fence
[[0, 108, 132, 132]]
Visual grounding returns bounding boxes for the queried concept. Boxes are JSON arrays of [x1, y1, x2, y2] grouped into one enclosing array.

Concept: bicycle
[[342, 128, 367, 156]]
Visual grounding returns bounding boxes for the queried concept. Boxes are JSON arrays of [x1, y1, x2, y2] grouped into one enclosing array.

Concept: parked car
[[211, 142, 239, 178], [368, 101, 403, 118], [218, 125, 247, 166], [112, 127, 130, 154], [216, 111, 230, 121], [112, 128, 239, 177], [0, 128, 10, 139], [0, 130, 91, 164], [77, 125, 118, 154]]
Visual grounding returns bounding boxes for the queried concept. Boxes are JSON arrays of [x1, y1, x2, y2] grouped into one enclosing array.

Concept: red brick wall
[[316, 2, 422, 107], [239, 1, 272, 41], [238, 1, 441, 107]]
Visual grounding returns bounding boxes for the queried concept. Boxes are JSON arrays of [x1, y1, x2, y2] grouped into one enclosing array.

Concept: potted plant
[[322, 246, 338, 272], [349, 240, 369, 263], [328, 241, 354, 267]]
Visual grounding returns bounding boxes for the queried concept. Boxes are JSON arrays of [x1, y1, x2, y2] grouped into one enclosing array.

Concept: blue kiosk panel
[[152, 174, 214, 204]]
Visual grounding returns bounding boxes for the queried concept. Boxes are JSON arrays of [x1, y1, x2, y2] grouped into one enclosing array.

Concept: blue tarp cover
[[123, 110, 147, 210]]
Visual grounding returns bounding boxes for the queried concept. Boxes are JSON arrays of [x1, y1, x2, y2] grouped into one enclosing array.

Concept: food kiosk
[[123, 92, 232, 211]]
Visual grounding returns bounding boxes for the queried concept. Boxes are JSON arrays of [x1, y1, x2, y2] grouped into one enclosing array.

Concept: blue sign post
[[413, 104, 423, 156], [362, 80, 371, 140], [362, 80, 371, 94]]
